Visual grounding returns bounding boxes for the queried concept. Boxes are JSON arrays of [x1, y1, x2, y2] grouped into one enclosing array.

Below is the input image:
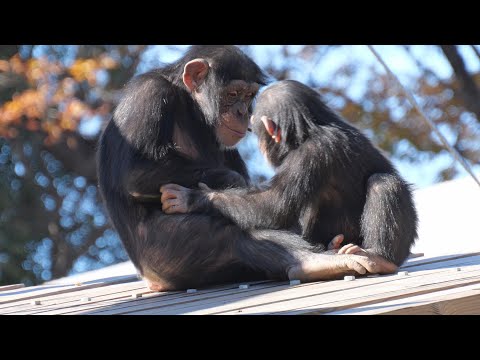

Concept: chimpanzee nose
[[237, 103, 247, 116]]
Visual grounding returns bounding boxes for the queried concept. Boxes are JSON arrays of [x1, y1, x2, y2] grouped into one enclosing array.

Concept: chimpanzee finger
[[162, 198, 177, 212], [161, 190, 182, 204], [345, 245, 363, 254], [163, 206, 176, 214], [345, 257, 367, 275], [351, 255, 377, 274], [163, 199, 188, 214], [160, 183, 186, 192], [160, 184, 172, 193], [338, 243, 356, 254], [327, 234, 344, 250]]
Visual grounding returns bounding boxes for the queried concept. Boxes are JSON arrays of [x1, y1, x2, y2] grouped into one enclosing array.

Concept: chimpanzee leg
[[245, 230, 382, 282], [360, 173, 418, 266], [139, 212, 380, 290]]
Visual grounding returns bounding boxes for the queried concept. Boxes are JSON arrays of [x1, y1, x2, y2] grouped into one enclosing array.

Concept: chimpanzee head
[[180, 45, 268, 148], [251, 80, 336, 167]]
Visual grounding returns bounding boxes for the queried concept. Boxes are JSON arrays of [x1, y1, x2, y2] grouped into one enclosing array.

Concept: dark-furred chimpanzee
[[98, 47, 379, 291], [161, 80, 418, 280]]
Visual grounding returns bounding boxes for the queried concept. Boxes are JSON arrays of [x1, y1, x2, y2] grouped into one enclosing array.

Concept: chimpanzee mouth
[[221, 120, 247, 138]]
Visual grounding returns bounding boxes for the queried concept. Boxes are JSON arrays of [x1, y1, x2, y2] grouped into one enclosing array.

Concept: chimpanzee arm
[[187, 149, 250, 190], [162, 140, 334, 229], [126, 159, 183, 202], [127, 155, 249, 202], [115, 72, 248, 202], [126, 159, 247, 202], [223, 149, 250, 185], [197, 167, 249, 189]]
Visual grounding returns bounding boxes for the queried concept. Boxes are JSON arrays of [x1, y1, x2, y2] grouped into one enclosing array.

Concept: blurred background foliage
[[1, 45, 479, 286]]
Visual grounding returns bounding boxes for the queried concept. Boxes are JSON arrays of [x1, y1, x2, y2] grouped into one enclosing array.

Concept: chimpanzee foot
[[336, 245, 398, 274], [287, 253, 378, 282], [144, 277, 173, 292], [363, 251, 398, 274]]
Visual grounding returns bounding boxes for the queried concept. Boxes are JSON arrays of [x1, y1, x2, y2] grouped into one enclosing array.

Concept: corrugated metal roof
[[1, 176, 479, 315]]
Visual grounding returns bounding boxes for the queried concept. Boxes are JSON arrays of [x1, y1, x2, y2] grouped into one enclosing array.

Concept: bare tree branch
[[440, 45, 480, 121], [403, 46, 448, 87], [470, 45, 480, 62]]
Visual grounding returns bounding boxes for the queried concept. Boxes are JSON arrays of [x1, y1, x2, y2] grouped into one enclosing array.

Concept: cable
[[367, 45, 480, 188]]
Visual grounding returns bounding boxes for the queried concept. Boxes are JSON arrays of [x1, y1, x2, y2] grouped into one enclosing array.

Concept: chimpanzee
[[161, 80, 418, 279], [98, 47, 378, 291]]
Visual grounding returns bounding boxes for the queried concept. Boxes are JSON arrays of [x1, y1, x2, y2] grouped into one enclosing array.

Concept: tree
[[0, 45, 147, 285], [1, 45, 479, 286]]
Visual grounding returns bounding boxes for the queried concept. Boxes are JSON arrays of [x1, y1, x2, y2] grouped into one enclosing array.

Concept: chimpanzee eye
[[245, 92, 253, 99], [228, 91, 238, 98]]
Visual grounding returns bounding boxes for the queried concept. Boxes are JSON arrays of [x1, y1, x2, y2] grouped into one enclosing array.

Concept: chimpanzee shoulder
[[113, 70, 203, 161]]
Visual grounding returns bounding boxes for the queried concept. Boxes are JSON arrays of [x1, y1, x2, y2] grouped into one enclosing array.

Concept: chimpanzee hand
[[160, 184, 194, 214], [337, 243, 368, 255], [326, 234, 368, 255], [325, 234, 396, 273], [160, 183, 211, 214]]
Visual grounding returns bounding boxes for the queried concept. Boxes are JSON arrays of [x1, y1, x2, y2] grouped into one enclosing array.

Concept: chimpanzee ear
[[183, 59, 210, 92], [260, 116, 282, 143]]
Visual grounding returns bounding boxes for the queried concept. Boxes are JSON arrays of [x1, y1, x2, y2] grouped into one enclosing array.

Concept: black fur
[[97, 47, 321, 289], [188, 80, 418, 265]]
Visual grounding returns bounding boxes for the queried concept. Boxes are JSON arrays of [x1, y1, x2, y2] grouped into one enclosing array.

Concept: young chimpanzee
[[98, 47, 377, 291], [161, 80, 418, 278]]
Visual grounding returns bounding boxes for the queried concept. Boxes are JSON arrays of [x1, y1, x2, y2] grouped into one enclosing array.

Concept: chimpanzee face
[[215, 80, 260, 147], [182, 58, 262, 149]]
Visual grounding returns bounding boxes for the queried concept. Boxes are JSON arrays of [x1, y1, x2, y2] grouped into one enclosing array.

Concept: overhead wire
[[367, 45, 480, 189]]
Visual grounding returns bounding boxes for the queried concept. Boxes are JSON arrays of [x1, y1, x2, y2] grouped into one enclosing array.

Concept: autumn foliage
[[0, 54, 117, 145]]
